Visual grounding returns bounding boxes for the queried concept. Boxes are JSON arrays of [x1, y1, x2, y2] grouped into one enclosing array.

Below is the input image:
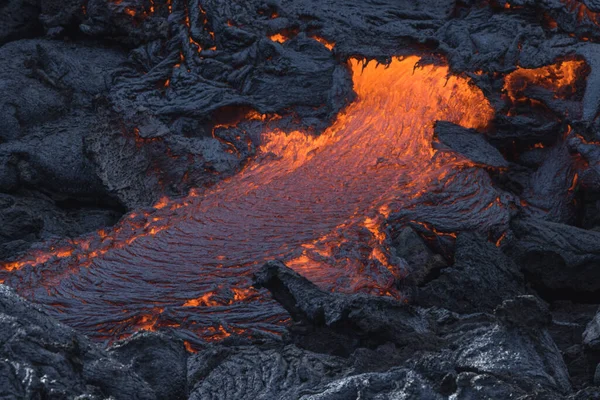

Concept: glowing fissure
[[1, 57, 495, 344]]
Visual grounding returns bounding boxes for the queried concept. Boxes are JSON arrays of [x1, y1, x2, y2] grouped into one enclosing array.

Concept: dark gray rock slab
[[434, 121, 508, 168], [418, 232, 527, 313], [0, 284, 177, 399], [584, 311, 600, 351], [507, 218, 600, 296]]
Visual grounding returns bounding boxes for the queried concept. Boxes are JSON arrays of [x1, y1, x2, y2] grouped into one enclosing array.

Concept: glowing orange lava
[[1, 56, 502, 344], [269, 33, 288, 43], [562, 0, 600, 27], [504, 59, 586, 103], [310, 35, 335, 50]]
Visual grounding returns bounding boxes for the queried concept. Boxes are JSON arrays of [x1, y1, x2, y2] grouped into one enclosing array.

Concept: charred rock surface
[[434, 121, 509, 169]]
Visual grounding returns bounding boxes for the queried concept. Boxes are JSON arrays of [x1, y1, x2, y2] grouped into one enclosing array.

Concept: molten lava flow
[[1, 56, 498, 345], [504, 59, 586, 103], [269, 33, 289, 43]]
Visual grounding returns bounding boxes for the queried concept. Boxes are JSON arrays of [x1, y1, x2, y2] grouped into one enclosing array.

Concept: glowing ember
[[1, 56, 498, 344], [269, 33, 289, 43], [504, 59, 586, 103]]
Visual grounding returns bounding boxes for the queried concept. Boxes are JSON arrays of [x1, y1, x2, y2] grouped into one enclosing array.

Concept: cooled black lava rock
[[417, 232, 527, 313], [109, 331, 188, 400], [584, 311, 600, 352], [508, 218, 600, 297], [250, 261, 572, 398], [0, 285, 152, 399], [434, 121, 508, 168], [0, 284, 189, 399]]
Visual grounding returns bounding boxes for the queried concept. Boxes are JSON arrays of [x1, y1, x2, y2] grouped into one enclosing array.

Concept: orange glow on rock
[[504, 60, 586, 103], [269, 33, 288, 43], [310, 35, 335, 50], [562, 0, 600, 27], [1, 56, 500, 343]]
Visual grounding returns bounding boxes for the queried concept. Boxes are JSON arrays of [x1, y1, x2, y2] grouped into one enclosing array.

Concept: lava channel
[[0, 56, 508, 346]]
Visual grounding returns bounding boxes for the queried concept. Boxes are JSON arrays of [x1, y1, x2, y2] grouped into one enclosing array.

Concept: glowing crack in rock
[[1, 56, 506, 345]]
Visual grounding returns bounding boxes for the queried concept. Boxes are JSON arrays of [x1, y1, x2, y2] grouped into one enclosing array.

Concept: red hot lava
[[1, 56, 506, 345]]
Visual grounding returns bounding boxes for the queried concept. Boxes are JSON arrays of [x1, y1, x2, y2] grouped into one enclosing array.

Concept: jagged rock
[[584, 311, 600, 351], [391, 227, 446, 287], [109, 331, 188, 400], [255, 261, 572, 395], [508, 218, 600, 297], [451, 372, 528, 399], [495, 295, 551, 330], [0, 284, 164, 399], [569, 386, 600, 400], [254, 260, 436, 356], [520, 145, 578, 224], [434, 121, 508, 168], [417, 233, 527, 313], [188, 344, 348, 400], [298, 368, 444, 400]]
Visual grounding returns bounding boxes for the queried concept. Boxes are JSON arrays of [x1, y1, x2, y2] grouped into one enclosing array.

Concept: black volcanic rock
[[254, 260, 436, 356], [520, 144, 578, 224], [0, 284, 167, 399], [417, 232, 527, 313], [251, 261, 571, 397], [434, 121, 508, 168], [109, 331, 188, 400], [0, 0, 40, 45], [187, 344, 349, 400], [508, 218, 600, 297], [584, 311, 600, 351], [392, 226, 447, 287]]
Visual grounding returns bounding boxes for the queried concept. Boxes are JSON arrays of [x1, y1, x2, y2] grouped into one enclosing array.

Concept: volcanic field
[[2, 0, 600, 399]]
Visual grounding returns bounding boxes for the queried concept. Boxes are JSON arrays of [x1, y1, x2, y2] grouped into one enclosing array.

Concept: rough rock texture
[[508, 218, 600, 297], [250, 262, 572, 397], [417, 232, 527, 313], [0, 284, 169, 399], [584, 311, 600, 351], [434, 121, 508, 168], [2, 0, 600, 398], [109, 331, 188, 400]]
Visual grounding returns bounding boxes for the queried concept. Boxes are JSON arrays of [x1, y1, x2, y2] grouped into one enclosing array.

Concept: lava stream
[[1, 56, 498, 344]]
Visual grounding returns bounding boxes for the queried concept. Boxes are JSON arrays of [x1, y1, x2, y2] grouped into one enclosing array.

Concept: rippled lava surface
[[1, 57, 508, 346]]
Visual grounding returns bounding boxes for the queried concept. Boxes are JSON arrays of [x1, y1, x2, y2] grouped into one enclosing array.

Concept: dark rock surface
[[434, 121, 508, 169], [2, 0, 600, 398], [252, 262, 572, 397], [417, 232, 527, 313], [109, 331, 188, 400], [584, 311, 600, 351], [0, 284, 168, 399], [508, 218, 600, 298]]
